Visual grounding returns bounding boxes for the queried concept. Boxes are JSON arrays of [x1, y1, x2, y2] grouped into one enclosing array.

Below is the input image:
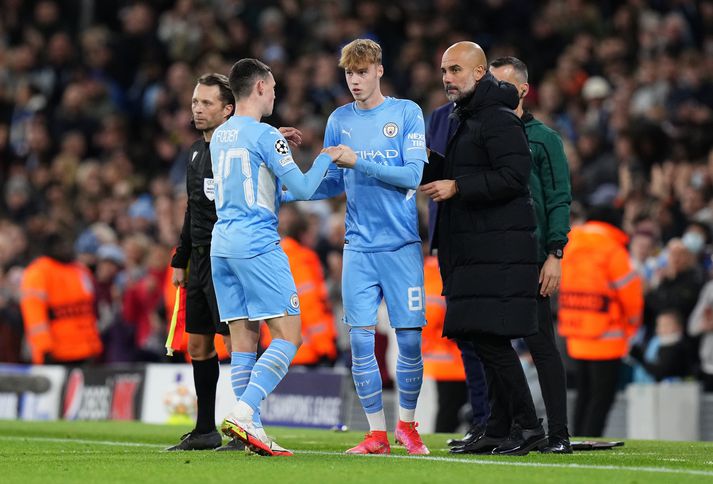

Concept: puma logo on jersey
[[341, 128, 352, 138]]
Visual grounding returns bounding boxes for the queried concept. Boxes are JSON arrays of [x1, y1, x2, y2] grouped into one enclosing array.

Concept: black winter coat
[[423, 72, 538, 339]]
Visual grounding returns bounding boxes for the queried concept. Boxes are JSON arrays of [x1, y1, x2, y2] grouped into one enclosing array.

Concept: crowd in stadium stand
[[1, 0, 713, 391]]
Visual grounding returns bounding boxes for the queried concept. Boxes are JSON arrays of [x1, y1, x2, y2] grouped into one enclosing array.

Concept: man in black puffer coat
[[421, 41, 545, 456]]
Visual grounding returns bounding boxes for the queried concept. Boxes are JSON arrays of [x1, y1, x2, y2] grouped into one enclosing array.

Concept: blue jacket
[[425, 102, 457, 244]]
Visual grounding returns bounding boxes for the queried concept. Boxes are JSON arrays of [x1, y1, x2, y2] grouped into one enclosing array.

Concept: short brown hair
[[338, 39, 382, 70], [228, 58, 272, 100], [196, 73, 235, 107]]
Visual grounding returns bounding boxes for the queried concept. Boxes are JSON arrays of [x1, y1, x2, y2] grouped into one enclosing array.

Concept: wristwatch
[[549, 248, 564, 259]]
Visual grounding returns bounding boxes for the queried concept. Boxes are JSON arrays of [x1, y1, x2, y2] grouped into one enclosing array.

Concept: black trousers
[[573, 358, 621, 437], [523, 295, 569, 438], [456, 339, 490, 427], [471, 333, 539, 437], [464, 296, 569, 438], [435, 380, 469, 433]]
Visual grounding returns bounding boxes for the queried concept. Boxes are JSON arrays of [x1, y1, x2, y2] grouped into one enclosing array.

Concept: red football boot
[[395, 421, 430, 455], [345, 431, 391, 454]]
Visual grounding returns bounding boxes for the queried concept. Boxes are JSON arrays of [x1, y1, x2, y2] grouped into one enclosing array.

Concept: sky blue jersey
[[322, 97, 427, 252], [209, 115, 300, 258]]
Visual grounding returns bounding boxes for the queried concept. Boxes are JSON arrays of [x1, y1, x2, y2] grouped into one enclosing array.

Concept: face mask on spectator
[[682, 231, 705, 255]]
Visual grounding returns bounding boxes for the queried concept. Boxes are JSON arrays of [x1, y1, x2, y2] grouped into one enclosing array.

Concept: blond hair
[[339, 39, 382, 70]]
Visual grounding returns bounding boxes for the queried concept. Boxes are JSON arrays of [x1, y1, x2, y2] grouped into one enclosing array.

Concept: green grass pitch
[[1, 420, 712, 483]]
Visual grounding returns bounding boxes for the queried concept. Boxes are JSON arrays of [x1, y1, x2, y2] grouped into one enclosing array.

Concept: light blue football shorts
[[342, 242, 426, 328], [211, 247, 300, 323]]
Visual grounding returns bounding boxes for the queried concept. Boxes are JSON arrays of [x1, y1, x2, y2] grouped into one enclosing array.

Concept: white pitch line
[[297, 450, 713, 477], [2, 435, 713, 478], [0, 435, 163, 448]]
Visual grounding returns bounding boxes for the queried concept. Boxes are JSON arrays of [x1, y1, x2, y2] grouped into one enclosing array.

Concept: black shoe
[[447, 423, 484, 447], [450, 433, 505, 455], [540, 436, 573, 454], [215, 437, 246, 452], [491, 421, 547, 456], [165, 430, 222, 451]]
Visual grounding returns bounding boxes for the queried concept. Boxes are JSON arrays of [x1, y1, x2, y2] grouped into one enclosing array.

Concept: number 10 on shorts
[[408, 287, 424, 311]]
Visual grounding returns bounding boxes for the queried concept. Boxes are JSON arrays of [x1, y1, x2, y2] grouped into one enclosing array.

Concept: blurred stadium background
[[1, 0, 713, 441]]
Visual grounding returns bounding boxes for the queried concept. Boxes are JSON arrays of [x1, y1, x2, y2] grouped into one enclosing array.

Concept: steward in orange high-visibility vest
[[20, 249, 102, 364], [422, 255, 465, 381], [261, 235, 337, 365], [558, 210, 643, 438], [559, 220, 643, 360]]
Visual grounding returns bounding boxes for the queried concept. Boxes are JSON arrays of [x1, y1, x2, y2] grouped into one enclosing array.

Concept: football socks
[[395, 328, 423, 422], [349, 327, 385, 429], [239, 339, 297, 414], [230, 351, 262, 428], [192, 354, 219, 434]]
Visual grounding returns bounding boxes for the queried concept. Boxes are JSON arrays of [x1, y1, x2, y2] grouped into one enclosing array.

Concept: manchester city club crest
[[383, 122, 398, 138], [290, 293, 300, 309]]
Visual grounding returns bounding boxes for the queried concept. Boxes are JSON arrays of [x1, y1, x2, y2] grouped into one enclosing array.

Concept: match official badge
[[383, 122, 398, 138], [274, 139, 290, 155], [290, 293, 300, 309], [203, 178, 215, 201]]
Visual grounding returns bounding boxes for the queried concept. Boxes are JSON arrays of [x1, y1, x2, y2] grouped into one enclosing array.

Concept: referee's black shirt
[[171, 139, 217, 269]]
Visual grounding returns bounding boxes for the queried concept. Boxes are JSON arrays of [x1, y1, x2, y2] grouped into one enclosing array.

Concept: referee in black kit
[[166, 73, 237, 451], [166, 73, 303, 451]]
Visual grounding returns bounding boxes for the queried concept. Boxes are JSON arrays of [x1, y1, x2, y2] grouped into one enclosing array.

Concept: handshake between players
[[322, 144, 358, 169]]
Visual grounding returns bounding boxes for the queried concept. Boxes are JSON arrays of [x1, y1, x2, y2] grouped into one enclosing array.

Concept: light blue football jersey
[[324, 97, 427, 252], [209, 115, 299, 258]]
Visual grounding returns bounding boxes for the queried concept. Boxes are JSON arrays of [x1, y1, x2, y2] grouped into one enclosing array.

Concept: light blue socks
[[395, 329, 423, 421]]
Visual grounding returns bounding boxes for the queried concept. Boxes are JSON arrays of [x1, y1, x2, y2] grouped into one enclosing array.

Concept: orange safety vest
[[261, 237, 337, 365], [422, 256, 465, 381], [558, 221, 643, 360], [20, 257, 102, 364]]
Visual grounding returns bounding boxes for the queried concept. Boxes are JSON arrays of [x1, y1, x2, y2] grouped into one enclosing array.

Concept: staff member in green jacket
[[489, 56, 573, 454]]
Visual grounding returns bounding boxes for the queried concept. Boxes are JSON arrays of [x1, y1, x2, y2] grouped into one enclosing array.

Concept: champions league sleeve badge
[[274, 139, 290, 155]]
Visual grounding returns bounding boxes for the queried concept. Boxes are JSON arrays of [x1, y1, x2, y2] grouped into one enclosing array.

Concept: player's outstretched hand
[[279, 127, 303, 148], [322, 145, 344, 161], [334, 144, 357, 168]]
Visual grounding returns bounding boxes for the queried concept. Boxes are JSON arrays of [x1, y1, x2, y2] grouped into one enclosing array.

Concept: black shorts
[[185, 246, 228, 336]]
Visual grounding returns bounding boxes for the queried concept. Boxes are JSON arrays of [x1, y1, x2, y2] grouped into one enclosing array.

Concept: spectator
[[630, 309, 693, 383], [94, 243, 131, 363], [688, 281, 713, 392], [122, 241, 170, 361], [645, 238, 704, 337]]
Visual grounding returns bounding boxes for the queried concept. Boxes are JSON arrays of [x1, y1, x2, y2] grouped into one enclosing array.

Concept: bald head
[[443, 42, 487, 69], [441, 41, 487, 102]]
